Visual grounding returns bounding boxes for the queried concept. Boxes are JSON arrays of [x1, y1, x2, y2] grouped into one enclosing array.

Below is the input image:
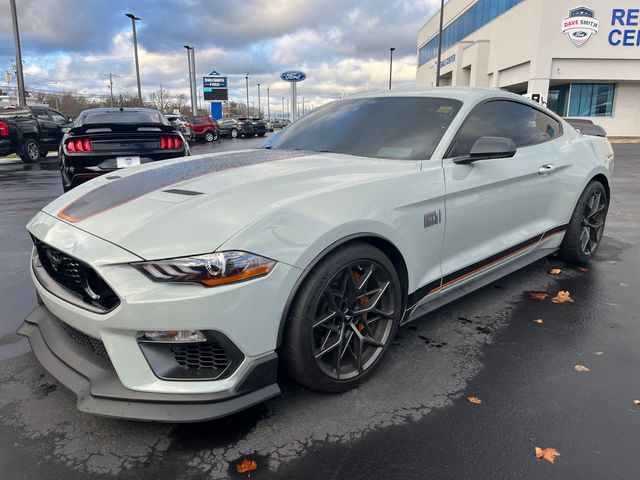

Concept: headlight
[[132, 251, 276, 287]]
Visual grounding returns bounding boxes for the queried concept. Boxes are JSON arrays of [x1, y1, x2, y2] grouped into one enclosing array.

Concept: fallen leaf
[[577, 266, 589, 272], [594, 351, 604, 356], [528, 292, 549, 300], [236, 457, 258, 474], [633, 400, 640, 406], [549, 268, 562, 275], [607, 303, 620, 308], [533, 319, 544, 324], [574, 364, 590, 372], [467, 396, 482, 405], [535, 447, 561, 464], [551, 291, 574, 303]]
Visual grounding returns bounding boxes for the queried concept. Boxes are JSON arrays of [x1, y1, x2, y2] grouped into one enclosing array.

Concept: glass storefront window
[[418, 0, 525, 67], [568, 84, 615, 117]]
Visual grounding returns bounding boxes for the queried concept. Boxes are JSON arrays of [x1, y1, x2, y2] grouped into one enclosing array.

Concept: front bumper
[[17, 304, 280, 422]]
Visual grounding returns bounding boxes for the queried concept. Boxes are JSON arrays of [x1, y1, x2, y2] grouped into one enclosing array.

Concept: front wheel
[[283, 243, 402, 393], [558, 180, 609, 263], [20, 138, 41, 163], [257, 132, 266, 137], [230, 128, 238, 138]]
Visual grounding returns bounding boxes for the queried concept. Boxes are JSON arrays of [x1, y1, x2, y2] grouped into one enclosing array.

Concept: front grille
[[170, 343, 231, 371], [61, 321, 110, 362], [33, 237, 119, 312]]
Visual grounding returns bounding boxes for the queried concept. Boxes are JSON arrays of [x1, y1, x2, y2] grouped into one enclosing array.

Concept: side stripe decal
[[406, 223, 569, 308]]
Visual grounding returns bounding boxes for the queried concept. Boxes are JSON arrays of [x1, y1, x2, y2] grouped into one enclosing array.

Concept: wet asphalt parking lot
[[0, 140, 638, 479]]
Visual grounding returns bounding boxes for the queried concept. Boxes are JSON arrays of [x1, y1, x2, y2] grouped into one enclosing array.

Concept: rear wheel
[[257, 132, 266, 137], [204, 131, 216, 142], [230, 128, 238, 138], [283, 243, 402, 392], [20, 138, 41, 163], [558, 180, 609, 263]]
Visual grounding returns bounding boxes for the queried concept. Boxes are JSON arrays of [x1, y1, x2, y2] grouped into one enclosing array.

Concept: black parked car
[[0, 105, 73, 163], [60, 107, 189, 191], [218, 118, 255, 138], [241, 117, 268, 137]]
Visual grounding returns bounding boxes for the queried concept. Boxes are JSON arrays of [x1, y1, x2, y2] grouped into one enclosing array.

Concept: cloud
[[0, 0, 441, 109]]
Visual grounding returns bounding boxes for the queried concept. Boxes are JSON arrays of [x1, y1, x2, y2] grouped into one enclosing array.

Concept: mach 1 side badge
[[562, 6, 599, 47], [424, 210, 442, 228]]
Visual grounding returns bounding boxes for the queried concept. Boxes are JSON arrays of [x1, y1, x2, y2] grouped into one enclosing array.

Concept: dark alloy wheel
[[559, 180, 609, 263], [230, 128, 239, 138], [284, 243, 402, 392], [20, 138, 41, 163]]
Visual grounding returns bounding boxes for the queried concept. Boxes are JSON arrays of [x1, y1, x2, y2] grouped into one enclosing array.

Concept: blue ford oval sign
[[280, 71, 306, 82]]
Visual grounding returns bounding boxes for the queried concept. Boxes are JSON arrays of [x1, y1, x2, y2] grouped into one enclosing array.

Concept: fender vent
[[162, 188, 203, 196]]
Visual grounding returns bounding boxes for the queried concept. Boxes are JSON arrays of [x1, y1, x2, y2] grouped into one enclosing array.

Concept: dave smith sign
[[562, 6, 600, 46]]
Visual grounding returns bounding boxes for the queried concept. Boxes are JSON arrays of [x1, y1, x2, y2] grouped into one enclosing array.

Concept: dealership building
[[417, 0, 640, 137]]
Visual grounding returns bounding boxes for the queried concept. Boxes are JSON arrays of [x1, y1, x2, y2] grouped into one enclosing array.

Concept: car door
[[439, 100, 562, 290], [32, 108, 57, 146], [48, 110, 70, 146]]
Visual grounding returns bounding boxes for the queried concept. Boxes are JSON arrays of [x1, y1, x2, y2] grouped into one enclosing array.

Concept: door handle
[[538, 164, 556, 175]]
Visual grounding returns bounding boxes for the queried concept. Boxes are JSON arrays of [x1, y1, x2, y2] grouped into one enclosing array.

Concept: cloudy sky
[[0, 0, 440, 113]]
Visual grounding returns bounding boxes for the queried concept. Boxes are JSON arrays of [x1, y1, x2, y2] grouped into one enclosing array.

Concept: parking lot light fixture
[[267, 85, 270, 120], [389, 47, 395, 90], [436, 0, 444, 87], [257, 83, 261, 118], [245, 73, 250, 116], [9, 0, 26, 106], [125, 13, 142, 106], [183, 45, 197, 116]]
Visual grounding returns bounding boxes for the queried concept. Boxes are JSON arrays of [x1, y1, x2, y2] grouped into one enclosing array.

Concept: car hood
[[42, 149, 419, 260]]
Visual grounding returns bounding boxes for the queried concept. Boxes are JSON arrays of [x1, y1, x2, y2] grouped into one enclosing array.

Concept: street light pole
[[106, 73, 114, 107], [389, 47, 395, 90], [281, 96, 284, 120], [245, 74, 250, 116], [266, 85, 270, 120], [257, 83, 261, 117], [435, 0, 444, 87], [183, 46, 197, 115], [9, 0, 26, 106], [125, 13, 143, 105]]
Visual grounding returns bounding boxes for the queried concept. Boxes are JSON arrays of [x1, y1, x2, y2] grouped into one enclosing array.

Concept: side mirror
[[454, 136, 517, 164]]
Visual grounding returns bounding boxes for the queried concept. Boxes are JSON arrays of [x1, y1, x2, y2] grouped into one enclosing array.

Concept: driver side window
[[448, 100, 561, 157], [50, 112, 67, 123]]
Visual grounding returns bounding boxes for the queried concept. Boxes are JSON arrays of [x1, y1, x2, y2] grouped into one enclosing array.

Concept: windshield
[[264, 96, 462, 160]]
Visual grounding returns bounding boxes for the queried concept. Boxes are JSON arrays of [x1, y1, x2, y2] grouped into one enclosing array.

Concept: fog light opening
[[143, 330, 207, 343]]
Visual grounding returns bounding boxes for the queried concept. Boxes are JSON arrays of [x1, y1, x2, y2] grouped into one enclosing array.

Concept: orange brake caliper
[[353, 271, 368, 332]]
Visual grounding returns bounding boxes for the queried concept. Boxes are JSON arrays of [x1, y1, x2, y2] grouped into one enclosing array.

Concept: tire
[[230, 128, 238, 138], [20, 137, 42, 163], [204, 131, 215, 142], [283, 242, 402, 393], [257, 132, 266, 137], [558, 180, 609, 263]]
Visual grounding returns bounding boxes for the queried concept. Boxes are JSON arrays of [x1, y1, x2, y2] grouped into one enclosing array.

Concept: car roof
[[80, 107, 162, 114], [350, 86, 534, 103]]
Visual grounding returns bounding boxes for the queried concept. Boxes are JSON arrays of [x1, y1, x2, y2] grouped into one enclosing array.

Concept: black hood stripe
[[59, 149, 313, 223]]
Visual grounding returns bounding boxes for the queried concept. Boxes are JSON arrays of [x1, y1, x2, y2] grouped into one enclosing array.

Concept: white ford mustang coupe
[[19, 88, 613, 422]]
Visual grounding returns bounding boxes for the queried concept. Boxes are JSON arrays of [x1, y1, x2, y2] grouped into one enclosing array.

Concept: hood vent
[[162, 188, 203, 196]]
